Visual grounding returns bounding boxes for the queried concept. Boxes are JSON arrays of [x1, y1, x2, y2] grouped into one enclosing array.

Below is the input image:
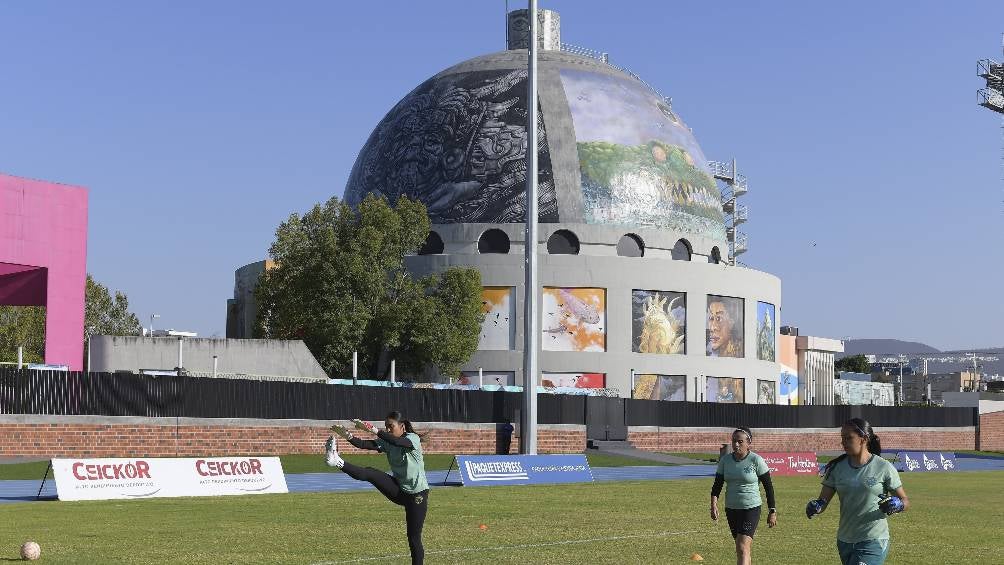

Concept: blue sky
[[2, 1, 1002, 350]]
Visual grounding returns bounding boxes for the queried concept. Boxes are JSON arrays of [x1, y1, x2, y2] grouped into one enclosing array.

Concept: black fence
[[0, 369, 977, 431]]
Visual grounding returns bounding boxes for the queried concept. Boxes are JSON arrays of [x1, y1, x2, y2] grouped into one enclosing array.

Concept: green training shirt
[[717, 451, 770, 509], [821, 455, 903, 543], [376, 432, 429, 494]]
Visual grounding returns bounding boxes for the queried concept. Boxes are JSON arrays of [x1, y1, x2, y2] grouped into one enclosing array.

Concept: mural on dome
[[345, 68, 558, 223], [559, 69, 726, 238]]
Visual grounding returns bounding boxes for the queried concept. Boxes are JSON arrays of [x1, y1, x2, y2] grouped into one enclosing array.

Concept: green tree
[[256, 194, 484, 379], [835, 354, 872, 374], [84, 274, 143, 339], [0, 306, 46, 363]]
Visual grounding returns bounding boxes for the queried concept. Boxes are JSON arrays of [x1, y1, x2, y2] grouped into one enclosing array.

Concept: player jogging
[[805, 417, 910, 565], [325, 412, 430, 565], [710, 427, 777, 565]]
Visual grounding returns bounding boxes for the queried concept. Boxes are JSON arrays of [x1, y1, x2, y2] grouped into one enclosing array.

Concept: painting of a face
[[708, 301, 732, 352], [707, 296, 744, 358]]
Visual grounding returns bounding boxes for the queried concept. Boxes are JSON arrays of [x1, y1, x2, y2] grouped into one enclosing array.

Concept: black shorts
[[725, 506, 761, 538]]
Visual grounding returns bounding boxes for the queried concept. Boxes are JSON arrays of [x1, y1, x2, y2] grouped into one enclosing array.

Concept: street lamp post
[[149, 313, 161, 337]]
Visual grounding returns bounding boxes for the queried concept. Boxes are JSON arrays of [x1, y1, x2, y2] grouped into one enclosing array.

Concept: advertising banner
[[52, 457, 288, 502], [894, 452, 957, 472], [454, 455, 593, 487], [757, 452, 819, 476]]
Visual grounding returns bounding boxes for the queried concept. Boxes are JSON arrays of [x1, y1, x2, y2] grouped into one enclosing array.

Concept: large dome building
[[345, 9, 783, 404]]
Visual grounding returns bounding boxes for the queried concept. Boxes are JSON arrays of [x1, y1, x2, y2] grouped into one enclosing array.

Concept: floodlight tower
[[709, 159, 749, 265], [978, 36, 1004, 211], [978, 36, 1004, 115]]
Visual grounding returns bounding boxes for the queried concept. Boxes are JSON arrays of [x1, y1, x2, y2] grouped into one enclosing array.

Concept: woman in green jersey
[[326, 411, 430, 565], [710, 427, 777, 565], [805, 418, 910, 565]]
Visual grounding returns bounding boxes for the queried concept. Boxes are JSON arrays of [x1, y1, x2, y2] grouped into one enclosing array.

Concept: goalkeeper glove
[[805, 498, 827, 519], [352, 419, 377, 434], [878, 495, 904, 515]]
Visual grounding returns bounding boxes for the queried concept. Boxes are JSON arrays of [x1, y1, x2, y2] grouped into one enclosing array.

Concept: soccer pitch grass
[[4, 472, 1002, 564]]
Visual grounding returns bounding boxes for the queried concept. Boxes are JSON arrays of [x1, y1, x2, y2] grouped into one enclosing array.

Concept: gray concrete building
[[226, 259, 274, 339]]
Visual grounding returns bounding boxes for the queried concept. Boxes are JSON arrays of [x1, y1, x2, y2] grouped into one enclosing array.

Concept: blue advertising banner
[[454, 455, 593, 486], [895, 451, 957, 472]]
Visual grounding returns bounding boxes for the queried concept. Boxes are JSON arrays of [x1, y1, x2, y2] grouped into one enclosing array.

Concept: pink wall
[[0, 172, 88, 369]]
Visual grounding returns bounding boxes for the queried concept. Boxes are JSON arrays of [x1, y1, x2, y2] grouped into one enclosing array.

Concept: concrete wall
[[0, 173, 88, 369], [89, 336, 328, 379], [406, 221, 782, 402]]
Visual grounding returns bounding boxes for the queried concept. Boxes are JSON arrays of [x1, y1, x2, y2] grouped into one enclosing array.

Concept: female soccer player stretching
[[805, 418, 909, 565], [325, 412, 430, 565], [710, 427, 777, 565]]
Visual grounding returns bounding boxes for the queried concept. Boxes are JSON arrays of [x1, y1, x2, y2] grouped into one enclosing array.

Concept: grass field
[[3, 472, 1002, 563]]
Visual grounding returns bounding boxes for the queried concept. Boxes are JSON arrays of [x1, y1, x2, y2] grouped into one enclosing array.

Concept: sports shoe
[[324, 436, 344, 468], [330, 424, 353, 441]]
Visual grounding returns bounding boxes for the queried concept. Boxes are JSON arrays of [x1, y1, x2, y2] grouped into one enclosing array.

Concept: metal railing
[[979, 88, 1004, 113]]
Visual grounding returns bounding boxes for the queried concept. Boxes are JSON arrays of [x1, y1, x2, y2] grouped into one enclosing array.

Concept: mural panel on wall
[[459, 371, 515, 387], [706, 377, 744, 403], [559, 69, 726, 239], [632, 290, 686, 354], [707, 295, 744, 358], [757, 379, 776, 404], [542, 287, 606, 351], [779, 335, 799, 405], [478, 287, 515, 350], [756, 302, 776, 362], [345, 69, 558, 223], [541, 373, 605, 388], [632, 374, 686, 401]]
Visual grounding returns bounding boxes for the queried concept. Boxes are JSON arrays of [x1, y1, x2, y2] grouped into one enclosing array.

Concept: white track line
[[310, 529, 702, 564]]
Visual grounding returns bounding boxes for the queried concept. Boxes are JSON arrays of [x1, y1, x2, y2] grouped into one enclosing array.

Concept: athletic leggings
[[341, 461, 429, 565]]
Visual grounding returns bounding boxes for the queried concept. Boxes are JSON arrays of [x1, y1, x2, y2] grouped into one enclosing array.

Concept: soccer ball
[[20, 541, 41, 561]]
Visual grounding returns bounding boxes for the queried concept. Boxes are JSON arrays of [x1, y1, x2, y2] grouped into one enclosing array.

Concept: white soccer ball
[[20, 541, 41, 561]]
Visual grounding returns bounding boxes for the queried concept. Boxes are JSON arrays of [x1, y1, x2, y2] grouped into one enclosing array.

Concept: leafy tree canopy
[[256, 194, 483, 379]]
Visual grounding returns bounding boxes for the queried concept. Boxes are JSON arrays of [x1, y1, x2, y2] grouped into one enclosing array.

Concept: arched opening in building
[[709, 246, 722, 264], [671, 239, 692, 261], [547, 229, 580, 255], [616, 233, 645, 257], [417, 231, 444, 255], [478, 229, 511, 254]]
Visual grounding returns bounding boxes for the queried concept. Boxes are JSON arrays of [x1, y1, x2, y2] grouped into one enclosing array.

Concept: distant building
[[226, 260, 275, 339]]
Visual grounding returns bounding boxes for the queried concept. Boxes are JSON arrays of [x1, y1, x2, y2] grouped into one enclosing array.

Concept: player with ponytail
[[325, 411, 429, 565], [710, 427, 777, 565], [806, 418, 910, 565]]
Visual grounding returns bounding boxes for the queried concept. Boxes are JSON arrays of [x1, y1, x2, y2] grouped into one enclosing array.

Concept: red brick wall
[[0, 418, 585, 458], [628, 426, 976, 453], [979, 411, 1004, 451]]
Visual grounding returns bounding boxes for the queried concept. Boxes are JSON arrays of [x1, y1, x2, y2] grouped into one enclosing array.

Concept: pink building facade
[[1, 172, 88, 369]]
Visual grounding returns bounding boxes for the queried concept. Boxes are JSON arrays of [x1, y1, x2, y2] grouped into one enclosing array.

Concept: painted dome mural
[[345, 50, 727, 242]]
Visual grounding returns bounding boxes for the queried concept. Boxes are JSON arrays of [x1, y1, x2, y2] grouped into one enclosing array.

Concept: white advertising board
[[52, 457, 288, 502]]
